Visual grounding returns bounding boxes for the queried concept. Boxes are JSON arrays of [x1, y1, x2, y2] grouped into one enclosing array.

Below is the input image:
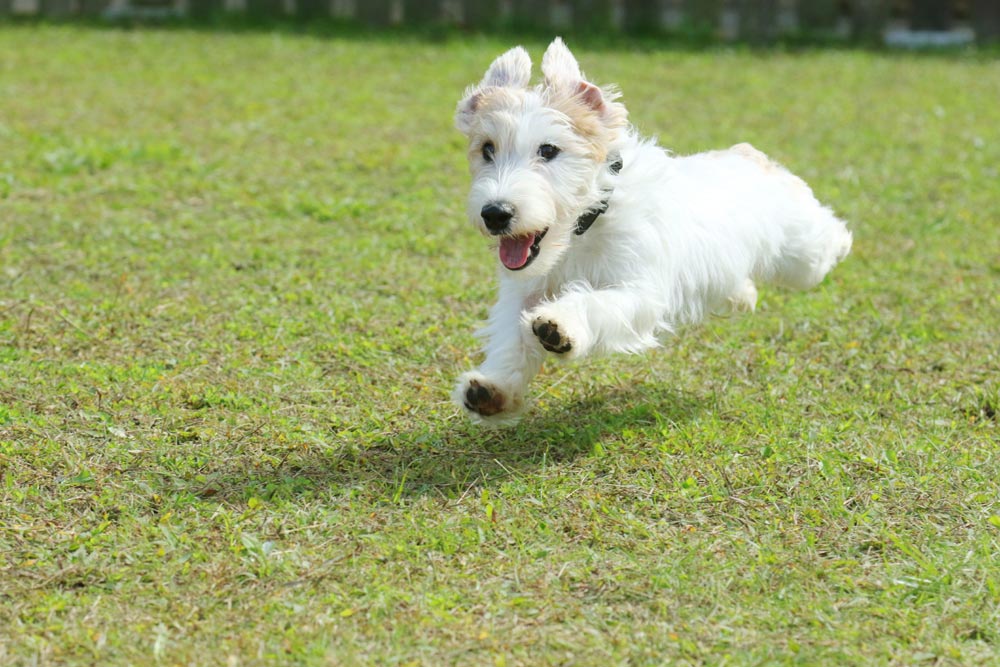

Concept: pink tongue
[[499, 235, 534, 269]]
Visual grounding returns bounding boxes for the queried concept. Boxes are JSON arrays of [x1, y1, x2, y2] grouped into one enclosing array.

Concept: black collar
[[574, 155, 623, 236]]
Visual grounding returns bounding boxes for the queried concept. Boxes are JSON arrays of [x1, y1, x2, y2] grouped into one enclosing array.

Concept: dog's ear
[[541, 37, 582, 88], [455, 46, 532, 134], [542, 37, 606, 114], [481, 45, 532, 89]]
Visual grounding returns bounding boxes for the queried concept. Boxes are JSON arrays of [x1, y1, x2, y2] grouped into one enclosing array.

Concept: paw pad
[[463, 379, 506, 417], [532, 318, 572, 354]]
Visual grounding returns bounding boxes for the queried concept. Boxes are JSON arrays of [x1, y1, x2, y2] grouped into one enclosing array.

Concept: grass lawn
[[1, 23, 999, 666]]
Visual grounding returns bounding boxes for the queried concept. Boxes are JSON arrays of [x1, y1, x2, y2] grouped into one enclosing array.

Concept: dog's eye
[[538, 144, 560, 161], [482, 141, 495, 162]]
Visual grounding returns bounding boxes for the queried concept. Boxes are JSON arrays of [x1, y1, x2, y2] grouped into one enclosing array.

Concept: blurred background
[[2, 0, 998, 46]]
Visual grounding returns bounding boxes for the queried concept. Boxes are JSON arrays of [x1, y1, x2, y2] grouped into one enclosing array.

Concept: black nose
[[481, 202, 515, 234]]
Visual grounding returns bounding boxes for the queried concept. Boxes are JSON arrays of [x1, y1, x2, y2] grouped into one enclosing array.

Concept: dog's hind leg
[[769, 205, 853, 291], [727, 143, 852, 292]]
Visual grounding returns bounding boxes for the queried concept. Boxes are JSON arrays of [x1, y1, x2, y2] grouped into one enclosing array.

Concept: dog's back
[[555, 137, 852, 329]]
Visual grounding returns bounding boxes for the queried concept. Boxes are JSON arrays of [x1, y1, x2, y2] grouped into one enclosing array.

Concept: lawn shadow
[[205, 379, 704, 503]]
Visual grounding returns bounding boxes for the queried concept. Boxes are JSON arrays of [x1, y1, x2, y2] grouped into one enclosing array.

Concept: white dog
[[452, 38, 852, 425]]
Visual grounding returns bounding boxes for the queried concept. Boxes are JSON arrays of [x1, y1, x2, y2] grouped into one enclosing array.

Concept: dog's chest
[[544, 235, 623, 295]]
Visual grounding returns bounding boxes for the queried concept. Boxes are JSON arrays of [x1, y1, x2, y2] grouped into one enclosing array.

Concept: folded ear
[[456, 46, 532, 134], [542, 37, 606, 114]]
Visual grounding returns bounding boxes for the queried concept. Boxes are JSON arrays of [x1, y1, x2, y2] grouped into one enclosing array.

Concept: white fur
[[453, 39, 852, 426]]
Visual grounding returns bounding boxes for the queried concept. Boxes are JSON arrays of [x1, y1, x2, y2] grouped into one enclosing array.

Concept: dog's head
[[455, 38, 628, 277]]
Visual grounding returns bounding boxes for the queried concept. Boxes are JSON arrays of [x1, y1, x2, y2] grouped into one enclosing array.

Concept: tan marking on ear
[[546, 86, 628, 162], [577, 81, 605, 112]]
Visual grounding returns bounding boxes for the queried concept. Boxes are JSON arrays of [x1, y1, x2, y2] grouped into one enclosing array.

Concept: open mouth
[[498, 228, 547, 271]]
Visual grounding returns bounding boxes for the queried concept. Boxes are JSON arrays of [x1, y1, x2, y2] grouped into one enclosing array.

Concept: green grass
[[1, 24, 999, 666]]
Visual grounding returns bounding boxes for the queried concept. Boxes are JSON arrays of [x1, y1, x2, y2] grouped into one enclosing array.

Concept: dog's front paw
[[524, 306, 591, 360], [453, 373, 525, 426], [531, 317, 573, 354], [463, 378, 506, 416]]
